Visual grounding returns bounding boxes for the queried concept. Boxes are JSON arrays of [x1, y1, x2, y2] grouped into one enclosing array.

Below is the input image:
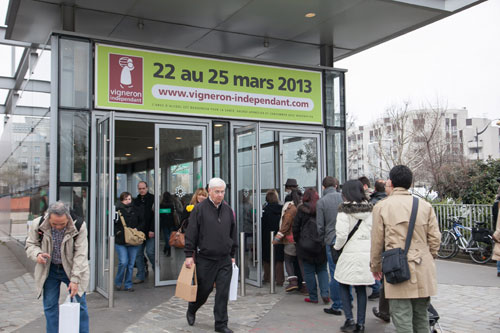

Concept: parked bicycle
[[437, 216, 494, 264]]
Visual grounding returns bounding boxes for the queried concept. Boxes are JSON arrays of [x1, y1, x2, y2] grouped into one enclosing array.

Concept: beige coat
[[492, 212, 500, 261], [25, 214, 90, 298], [370, 188, 441, 299]]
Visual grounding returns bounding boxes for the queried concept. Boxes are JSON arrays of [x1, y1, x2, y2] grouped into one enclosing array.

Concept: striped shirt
[[51, 227, 66, 264]]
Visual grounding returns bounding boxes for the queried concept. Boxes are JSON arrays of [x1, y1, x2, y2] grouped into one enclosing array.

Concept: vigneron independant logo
[[108, 53, 143, 105]]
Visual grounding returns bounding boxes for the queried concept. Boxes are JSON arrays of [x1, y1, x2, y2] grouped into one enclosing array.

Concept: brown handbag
[[118, 211, 146, 246], [169, 220, 186, 248]]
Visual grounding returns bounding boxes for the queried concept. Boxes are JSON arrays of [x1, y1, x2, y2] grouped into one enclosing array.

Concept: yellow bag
[[118, 211, 146, 246]]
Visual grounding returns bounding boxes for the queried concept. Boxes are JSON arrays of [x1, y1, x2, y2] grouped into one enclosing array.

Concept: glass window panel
[[213, 122, 229, 203], [59, 186, 89, 223], [0, 112, 50, 242], [325, 71, 345, 127], [59, 39, 90, 108], [27, 50, 51, 81], [327, 129, 346, 184], [158, 126, 204, 282], [59, 110, 89, 182]]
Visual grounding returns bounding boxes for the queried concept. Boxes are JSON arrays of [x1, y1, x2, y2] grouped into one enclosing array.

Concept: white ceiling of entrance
[[5, 0, 483, 65]]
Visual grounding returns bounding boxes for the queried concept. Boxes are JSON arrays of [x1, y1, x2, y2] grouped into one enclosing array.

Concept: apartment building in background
[[347, 108, 500, 184]]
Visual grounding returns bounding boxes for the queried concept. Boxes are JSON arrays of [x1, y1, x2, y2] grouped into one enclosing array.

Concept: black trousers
[[188, 255, 232, 329], [379, 277, 390, 316]]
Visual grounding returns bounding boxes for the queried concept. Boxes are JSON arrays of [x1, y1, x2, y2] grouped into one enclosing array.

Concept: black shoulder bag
[[330, 219, 362, 264], [382, 196, 419, 284]]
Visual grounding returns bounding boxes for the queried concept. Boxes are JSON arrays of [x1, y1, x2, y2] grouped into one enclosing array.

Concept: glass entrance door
[[279, 132, 321, 197], [154, 124, 207, 286], [95, 113, 115, 297], [234, 124, 261, 287]]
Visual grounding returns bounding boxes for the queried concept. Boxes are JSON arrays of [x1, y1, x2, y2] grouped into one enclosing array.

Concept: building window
[[59, 38, 90, 109], [59, 110, 89, 182]]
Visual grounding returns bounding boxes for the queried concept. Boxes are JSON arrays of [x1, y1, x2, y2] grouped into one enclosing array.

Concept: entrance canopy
[[5, 0, 485, 66]]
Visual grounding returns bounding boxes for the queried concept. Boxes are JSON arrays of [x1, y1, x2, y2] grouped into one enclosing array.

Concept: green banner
[[95, 44, 323, 124]]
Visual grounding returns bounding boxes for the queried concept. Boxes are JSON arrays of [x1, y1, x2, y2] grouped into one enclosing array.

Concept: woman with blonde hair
[[180, 188, 208, 231]]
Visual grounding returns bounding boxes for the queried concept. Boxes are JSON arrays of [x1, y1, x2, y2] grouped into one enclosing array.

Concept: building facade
[[347, 108, 500, 184]]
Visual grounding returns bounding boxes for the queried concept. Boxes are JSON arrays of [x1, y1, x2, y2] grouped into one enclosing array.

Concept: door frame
[[91, 110, 213, 291], [154, 122, 208, 286], [233, 123, 262, 287], [91, 111, 115, 298]]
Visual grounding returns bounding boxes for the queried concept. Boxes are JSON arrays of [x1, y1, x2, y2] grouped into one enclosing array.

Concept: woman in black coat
[[115, 191, 146, 291], [262, 189, 284, 285]]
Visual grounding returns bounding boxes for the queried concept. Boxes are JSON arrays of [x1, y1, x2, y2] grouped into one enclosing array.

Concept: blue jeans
[[340, 283, 367, 325], [43, 263, 89, 333], [497, 261, 500, 273], [135, 237, 155, 280], [370, 279, 381, 294], [302, 261, 329, 301], [326, 246, 343, 310], [161, 225, 171, 252], [115, 244, 140, 289]]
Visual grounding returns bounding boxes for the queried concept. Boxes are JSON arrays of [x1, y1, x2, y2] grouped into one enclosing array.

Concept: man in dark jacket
[[184, 178, 237, 333], [133, 181, 155, 283], [317, 176, 344, 315], [370, 179, 387, 205]]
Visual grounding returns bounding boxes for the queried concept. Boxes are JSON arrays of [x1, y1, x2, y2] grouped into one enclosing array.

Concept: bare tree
[[369, 101, 423, 175]]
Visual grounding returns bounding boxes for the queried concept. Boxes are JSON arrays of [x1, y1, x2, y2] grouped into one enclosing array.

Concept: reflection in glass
[[324, 71, 344, 127], [213, 122, 230, 203], [96, 118, 110, 293], [327, 129, 346, 184], [235, 127, 260, 285], [282, 136, 318, 191], [158, 127, 204, 282], [59, 186, 88, 223], [60, 110, 89, 182], [60, 38, 90, 108]]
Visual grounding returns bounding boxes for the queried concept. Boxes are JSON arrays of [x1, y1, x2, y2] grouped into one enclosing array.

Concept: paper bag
[[229, 263, 239, 301], [59, 296, 80, 333], [175, 263, 198, 302]]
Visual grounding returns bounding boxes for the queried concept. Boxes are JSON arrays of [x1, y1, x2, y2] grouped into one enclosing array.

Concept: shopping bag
[[175, 263, 198, 302], [59, 296, 80, 333], [229, 263, 239, 301]]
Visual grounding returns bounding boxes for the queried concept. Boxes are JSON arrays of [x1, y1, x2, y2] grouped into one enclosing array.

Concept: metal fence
[[432, 204, 493, 231]]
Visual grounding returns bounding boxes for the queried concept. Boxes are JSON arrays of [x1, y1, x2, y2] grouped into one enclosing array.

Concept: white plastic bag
[[59, 295, 80, 333], [229, 263, 239, 301]]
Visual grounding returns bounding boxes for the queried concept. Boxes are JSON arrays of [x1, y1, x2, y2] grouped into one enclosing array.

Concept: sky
[[0, 0, 498, 130], [336, 0, 500, 125]]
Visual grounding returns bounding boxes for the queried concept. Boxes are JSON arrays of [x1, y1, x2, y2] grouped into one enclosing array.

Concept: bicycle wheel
[[469, 238, 493, 264], [437, 230, 458, 259]]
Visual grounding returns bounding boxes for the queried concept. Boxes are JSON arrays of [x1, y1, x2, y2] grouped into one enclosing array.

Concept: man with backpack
[[25, 201, 90, 333]]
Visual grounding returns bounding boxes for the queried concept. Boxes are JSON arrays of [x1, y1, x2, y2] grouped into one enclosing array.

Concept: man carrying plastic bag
[[26, 201, 90, 333]]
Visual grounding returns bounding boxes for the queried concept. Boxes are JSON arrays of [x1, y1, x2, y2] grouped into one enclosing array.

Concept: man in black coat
[[133, 181, 155, 283], [184, 177, 237, 333]]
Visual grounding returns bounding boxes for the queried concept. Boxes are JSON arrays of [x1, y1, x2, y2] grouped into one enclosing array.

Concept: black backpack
[[299, 215, 322, 255], [37, 211, 84, 242]]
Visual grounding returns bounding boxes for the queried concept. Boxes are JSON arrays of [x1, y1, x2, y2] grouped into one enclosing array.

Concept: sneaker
[[304, 297, 318, 304], [340, 319, 356, 332], [322, 296, 331, 304], [115, 285, 123, 291], [368, 292, 380, 300]]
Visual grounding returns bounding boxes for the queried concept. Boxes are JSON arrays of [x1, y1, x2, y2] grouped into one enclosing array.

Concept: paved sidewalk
[[2, 240, 500, 332]]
